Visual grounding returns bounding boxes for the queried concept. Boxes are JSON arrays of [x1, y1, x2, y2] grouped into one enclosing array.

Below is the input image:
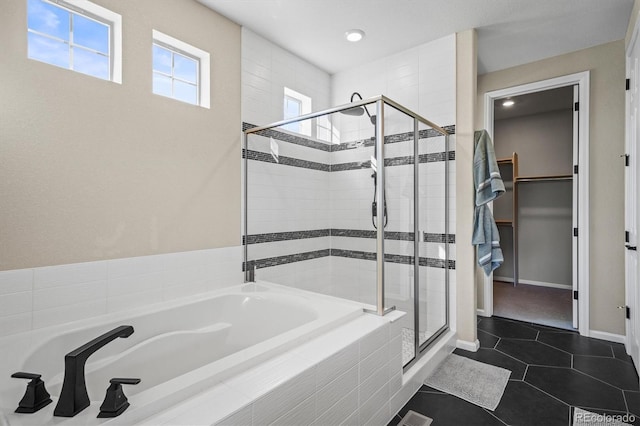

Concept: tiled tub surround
[[138, 309, 409, 426], [140, 306, 458, 426], [0, 246, 242, 338], [0, 282, 365, 425]]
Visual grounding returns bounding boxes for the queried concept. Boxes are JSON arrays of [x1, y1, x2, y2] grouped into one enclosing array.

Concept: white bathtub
[[0, 281, 364, 426]]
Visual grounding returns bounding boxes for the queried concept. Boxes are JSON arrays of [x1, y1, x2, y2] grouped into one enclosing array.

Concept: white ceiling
[[198, 0, 633, 75]]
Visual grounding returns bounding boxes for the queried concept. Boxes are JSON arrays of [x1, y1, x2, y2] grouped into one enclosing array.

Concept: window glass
[[152, 30, 209, 108], [174, 54, 197, 84], [28, 0, 70, 41], [152, 43, 199, 106], [73, 14, 109, 54], [27, 31, 70, 68], [27, 0, 114, 81], [283, 96, 302, 132], [153, 73, 172, 98], [74, 47, 109, 79]]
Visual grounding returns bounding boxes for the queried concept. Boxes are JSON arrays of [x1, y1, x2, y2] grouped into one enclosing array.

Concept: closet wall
[[493, 105, 573, 288]]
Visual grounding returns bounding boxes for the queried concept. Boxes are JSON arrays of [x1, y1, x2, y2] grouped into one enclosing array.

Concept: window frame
[[27, 0, 122, 83], [152, 30, 210, 109]]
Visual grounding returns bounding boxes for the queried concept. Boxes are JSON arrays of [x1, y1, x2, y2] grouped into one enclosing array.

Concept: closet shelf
[[516, 174, 573, 183], [495, 219, 513, 226]]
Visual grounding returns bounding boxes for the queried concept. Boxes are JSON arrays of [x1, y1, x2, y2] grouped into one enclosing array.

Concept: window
[[283, 87, 311, 135], [283, 95, 302, 133], [152, 30, 210, 108], [27, 0, 122, 83]]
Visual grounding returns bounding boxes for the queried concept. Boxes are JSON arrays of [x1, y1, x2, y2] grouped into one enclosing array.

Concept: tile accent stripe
[[243, 229, 455, 244], [244, 149, 455, 172], [243, 149, 329, 172], [243, 123, 332, 152], [243, 122, 455, 154], [243, 249, 455, 270], [244, 229, 331, 245], [251, 249, 330, 269]]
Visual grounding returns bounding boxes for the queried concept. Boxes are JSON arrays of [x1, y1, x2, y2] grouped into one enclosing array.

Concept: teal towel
[[474, 130, 505, 206], [473, 205, 504, 275], [473, 130, 504, 275]]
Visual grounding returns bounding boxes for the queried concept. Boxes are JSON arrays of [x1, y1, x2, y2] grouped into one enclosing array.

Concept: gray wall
[[0, 0, 241, 270], [494, 109, 574, 177]]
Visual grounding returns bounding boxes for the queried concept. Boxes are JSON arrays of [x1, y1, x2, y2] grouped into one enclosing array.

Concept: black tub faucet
[[53, 325, 134, 417]]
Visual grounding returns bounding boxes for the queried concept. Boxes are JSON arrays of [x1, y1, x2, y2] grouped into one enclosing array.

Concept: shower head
[[340, 92, 376, 125], [341, 106, 365, 116]]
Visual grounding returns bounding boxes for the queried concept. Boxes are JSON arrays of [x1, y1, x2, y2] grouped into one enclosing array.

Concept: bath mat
[[398, 410, 433, 426], [424, 353, 510, 411], [573, 408, 632, 426]]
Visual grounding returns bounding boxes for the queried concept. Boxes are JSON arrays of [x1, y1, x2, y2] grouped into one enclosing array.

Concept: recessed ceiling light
[[502, 99, 515, 107], [345, 29, 365, 42]]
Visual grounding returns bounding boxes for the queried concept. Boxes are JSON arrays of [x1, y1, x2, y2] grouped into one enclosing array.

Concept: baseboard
[[589, 329, 626, 344], [456, 338, 480, 352], [493, 276, 572, 290], [476, 309, 489, 317]]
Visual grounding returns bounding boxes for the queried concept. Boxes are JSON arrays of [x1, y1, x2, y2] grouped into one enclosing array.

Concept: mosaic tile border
[[243, 249, 455, 271], [244, 229, 331, 245], [251, 249, 330, 269], [243, 149, 329, 172], [245, 149, 455, 172], [243, 123, 332, 152], [243, 122, 456, 154], [331, 125, 456, 152], [244, 229, 455, 244]]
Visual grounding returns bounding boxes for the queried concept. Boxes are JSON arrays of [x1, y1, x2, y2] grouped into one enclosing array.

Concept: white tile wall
[[0, 246, 242, 337], [242, 28, 331, 128], [242, 29, 457, 365]]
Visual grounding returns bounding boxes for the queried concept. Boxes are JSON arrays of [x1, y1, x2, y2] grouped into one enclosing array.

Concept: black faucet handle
[[11, 372, 52, 413], [110, 378, 141, 386], [97, 377, 141, 418]]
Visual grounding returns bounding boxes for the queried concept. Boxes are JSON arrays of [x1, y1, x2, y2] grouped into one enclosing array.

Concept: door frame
[[626, 19, 640, 363], [481, 71, 590, 336]]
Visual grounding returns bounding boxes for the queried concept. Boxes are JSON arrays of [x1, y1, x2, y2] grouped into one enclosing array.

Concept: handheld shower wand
[[341, 92, 388, 229]]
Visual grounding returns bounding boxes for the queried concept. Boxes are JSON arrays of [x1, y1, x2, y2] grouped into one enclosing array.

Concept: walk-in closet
[[492, 86, 576, 330]]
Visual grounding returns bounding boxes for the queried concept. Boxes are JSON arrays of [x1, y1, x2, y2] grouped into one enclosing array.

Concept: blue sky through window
[[153, 43, 198, 105], [283, 96, 302, 132], [27, 0, 110, 80]]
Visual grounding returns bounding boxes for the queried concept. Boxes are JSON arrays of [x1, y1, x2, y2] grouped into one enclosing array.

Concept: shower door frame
[[243, 95, 450, 364]]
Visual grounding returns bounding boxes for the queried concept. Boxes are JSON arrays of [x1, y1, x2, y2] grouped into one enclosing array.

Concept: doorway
[[483, 72, 590, 336], [492, 86, 575, 330]]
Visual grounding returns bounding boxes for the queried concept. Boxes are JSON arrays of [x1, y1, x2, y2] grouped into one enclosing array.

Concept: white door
[[626, 33, 640, 368], [572, 85, 579, 329]]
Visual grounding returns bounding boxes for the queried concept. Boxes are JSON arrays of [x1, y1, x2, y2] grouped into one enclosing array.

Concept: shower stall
[[243, 95, 451, 367]]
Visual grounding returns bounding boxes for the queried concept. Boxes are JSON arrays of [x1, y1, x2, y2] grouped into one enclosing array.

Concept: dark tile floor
[[388, 316, 639, 426]]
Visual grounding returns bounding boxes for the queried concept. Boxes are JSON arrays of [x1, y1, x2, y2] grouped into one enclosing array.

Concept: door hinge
[[573, 290, 579, 300], [574, 102, 579, 111], [573, 227, 578, 237], [624, 154, 630, 166], [627, 306, 631, 319], [626, 230, 630, 243], [573, 165, 578, 174], [627, 78, 631, 91]]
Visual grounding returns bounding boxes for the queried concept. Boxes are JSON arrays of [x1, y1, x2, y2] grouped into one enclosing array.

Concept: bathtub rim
[[0, 281, 367, 426]]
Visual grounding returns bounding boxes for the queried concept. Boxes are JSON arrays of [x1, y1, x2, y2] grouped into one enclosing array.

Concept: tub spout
[[53, 325, 134, 417]]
